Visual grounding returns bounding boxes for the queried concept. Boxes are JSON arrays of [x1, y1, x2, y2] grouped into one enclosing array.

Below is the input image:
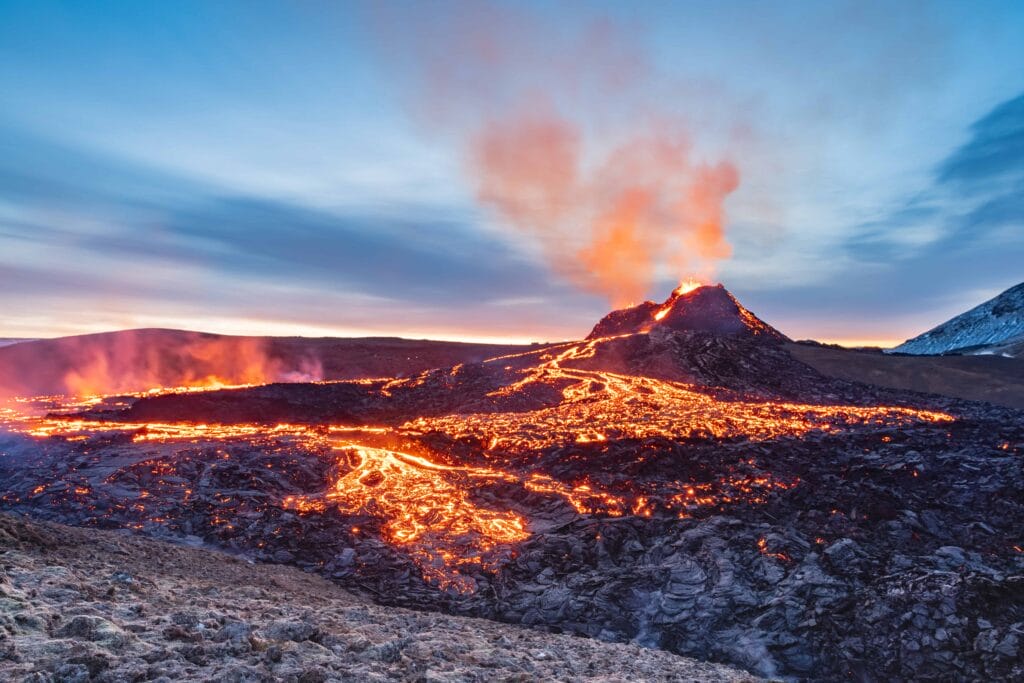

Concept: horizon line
[[0, 325, 904, 351]]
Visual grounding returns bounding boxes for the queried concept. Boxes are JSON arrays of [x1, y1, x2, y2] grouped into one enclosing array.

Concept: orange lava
[[673, 278, 703, 296], [407, 337, 953, 451], [284, 444, 528, 593], [2, 356, 955, 592]]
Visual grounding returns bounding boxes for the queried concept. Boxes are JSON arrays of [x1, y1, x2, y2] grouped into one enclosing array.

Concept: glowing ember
[[653, 279, 703, 321], [757, 537, 791, 562], [673, 278, 703, 296]]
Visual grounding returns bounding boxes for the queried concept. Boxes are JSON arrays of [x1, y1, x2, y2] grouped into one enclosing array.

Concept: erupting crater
[[588, 282, 787, 340]]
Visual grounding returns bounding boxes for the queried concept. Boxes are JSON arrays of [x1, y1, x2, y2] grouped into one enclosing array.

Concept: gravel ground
[[0, 513, 758, 682]]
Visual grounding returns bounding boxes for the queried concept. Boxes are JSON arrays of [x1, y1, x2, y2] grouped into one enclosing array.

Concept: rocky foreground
[[0, 513, 756, 682]]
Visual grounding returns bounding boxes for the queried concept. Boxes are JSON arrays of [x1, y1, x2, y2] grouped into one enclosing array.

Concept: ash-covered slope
[[790, 342, 1024, 409], [893, 281, 1024, 356], [587, 283, 788, 341]]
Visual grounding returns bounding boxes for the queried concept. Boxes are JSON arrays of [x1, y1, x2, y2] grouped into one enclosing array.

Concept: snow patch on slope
[[892, 282, 1024, 356]]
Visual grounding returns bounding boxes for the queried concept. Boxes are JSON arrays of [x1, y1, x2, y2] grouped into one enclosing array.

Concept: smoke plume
[[380, 2, 740, 306]]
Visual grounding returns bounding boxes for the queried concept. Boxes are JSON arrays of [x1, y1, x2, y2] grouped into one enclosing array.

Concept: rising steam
[[381, 2, 740, 306], [0, 330, 323, 399], [62, 334, 322, 396]]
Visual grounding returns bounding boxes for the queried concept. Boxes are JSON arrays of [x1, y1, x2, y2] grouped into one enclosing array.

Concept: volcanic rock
[[587, 284, 787, 341], [0, 513, 755, 682], [55, 615, 130, 648]]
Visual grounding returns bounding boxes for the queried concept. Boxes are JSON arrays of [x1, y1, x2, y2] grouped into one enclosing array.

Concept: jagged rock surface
[[0, 513, 755, 682]]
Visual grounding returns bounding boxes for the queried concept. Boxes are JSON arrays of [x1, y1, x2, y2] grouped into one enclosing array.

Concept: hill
[[893, 282, 1024, 356]]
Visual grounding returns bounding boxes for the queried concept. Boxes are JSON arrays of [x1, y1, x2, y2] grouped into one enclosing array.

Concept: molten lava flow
[[408, 337, 953, 454], [1, 348, 956, 594], [417, 380, 949, 449], [36, 419, 313, 442], [284, 444, 528, 593]]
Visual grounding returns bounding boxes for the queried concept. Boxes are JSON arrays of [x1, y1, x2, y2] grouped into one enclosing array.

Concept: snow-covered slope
[[892, 282, 1024, 356]]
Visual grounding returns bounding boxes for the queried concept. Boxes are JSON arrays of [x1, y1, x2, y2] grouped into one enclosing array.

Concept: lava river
[[0, 337, 954, 593]]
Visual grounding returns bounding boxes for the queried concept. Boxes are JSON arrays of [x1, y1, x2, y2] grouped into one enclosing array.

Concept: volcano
[[587, 283, 788, 341], [1, 284, 1023, 681]]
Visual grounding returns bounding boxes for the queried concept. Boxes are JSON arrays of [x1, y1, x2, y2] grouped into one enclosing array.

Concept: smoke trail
[[378, 1, 740, 306]]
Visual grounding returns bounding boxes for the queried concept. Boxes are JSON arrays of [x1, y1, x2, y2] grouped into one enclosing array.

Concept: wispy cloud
[[938, 93, 1024, 185], [752, 90, 1024, 342]]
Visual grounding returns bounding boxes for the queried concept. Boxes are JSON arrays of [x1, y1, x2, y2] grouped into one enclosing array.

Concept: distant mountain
[[587, 283, 788, 341], [0, 339, 32, 348], [892, 282, 1024, 357]]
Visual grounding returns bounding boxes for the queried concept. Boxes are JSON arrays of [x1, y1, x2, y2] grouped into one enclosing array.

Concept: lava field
[[2, 286, 1022, 680]]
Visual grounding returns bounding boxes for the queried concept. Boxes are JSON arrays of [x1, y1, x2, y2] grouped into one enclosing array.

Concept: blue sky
[[1, 0, 1022, 344]]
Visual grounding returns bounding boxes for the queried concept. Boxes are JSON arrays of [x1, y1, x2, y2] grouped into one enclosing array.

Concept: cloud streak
[[748, 89, 1024, 341], [937, 93, 1024, 185], [0, 122, 600, 340]]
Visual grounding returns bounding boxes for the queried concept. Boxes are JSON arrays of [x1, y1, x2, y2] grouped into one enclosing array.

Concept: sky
[[1, 0, 1022, 346]]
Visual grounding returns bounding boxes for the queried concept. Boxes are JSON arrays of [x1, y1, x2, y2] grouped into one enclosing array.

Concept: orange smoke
[[382, 2, 741, 307], [62, 335, 306, 396], [473, 120, 738, 307], [474, 109, 580, 231], [578, 188, 657, 307], [0, 330, 323, 399]]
